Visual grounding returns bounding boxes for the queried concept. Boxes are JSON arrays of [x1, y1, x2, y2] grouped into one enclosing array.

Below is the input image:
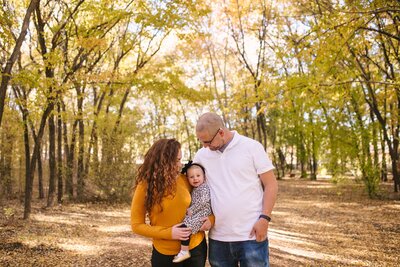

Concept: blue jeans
[[208, 238, 269, 267]]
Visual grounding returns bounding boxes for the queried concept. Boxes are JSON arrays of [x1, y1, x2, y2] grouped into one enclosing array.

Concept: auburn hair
[[134, 138, 181, 214]]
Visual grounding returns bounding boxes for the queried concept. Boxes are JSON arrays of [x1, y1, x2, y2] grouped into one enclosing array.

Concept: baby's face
[[186, 167, 205, 188]]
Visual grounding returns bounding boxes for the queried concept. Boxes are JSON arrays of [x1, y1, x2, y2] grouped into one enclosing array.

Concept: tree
[[0, 0, 39, 127]]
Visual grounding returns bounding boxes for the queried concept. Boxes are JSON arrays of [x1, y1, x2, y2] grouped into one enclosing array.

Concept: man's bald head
[[196, 112, 225, 134]]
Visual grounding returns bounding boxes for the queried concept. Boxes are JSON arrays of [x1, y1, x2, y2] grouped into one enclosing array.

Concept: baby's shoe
[[172, 250, 191, 263]]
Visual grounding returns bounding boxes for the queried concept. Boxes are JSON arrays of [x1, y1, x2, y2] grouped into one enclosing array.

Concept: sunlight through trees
[[0, 0, 399, 219]]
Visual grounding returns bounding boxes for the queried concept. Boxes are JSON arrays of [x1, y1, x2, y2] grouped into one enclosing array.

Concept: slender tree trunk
[[37, 148, 44, 199], [57, 103, 63, 204], [289, 148, 294, 176], [390, 146, 400, 192], [62, 101, 76, 198], [84, 88, 104, 190], [22, 111, 31, 216], [64, 127, 75, 198], [278, 148, 286, 178], [47, 114, 56, 207], [0, 137, 4, 200], [310, 124, 317, 180], [254, 90, 267, 148], [77, 90, 85, 201], [6, 139, 14, 196], [380, 130, 388, 182], [1, 128, 14, 197], [18, 152, 24, 198], [370, 111, 379, 170], [277, 148, 286, 179], [242, 102, 250, 137], [298, 131, 307, 178]]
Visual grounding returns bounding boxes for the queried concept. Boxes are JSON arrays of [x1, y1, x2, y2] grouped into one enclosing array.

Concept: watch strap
[[259, 214, 271, 222]]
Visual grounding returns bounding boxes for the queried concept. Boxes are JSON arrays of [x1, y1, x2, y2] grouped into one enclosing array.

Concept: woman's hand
[[171, 223, 192, 240]]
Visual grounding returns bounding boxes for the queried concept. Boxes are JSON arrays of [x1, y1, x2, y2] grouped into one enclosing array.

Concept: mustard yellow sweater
[[131, 174, 212, 255]]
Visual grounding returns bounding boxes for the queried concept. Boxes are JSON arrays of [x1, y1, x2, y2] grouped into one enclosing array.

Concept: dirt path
[[1, 179, 399, 266]]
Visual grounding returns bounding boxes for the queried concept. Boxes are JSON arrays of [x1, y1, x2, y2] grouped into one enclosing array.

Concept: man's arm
[[250, 170, 278, 241], [260, 170, 278, 217]]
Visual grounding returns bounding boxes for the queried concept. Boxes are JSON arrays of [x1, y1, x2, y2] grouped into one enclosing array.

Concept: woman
[[131, 139, 212, 267]]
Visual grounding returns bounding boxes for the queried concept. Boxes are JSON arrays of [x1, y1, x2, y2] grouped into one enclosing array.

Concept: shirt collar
[[218, 131, 236, 152]]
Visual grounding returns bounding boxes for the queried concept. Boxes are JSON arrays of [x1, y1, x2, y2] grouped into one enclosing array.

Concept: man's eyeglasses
[[200, 128, 221, 145]]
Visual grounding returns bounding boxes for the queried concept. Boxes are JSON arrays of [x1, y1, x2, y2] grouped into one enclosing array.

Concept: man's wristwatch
[[259, 214, 271, 222]]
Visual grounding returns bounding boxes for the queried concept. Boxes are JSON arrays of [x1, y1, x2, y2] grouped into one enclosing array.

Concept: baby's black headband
[[181, 160, 206, 175]]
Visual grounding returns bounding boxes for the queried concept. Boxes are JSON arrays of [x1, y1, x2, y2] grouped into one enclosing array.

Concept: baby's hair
[[181, 161, 206, 175]]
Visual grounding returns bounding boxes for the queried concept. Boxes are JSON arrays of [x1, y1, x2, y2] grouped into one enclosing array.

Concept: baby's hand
[[186, 209, 193, 217]]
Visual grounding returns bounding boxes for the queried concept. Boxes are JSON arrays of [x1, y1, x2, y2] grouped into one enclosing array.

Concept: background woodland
[[0, 0, 399, 219]]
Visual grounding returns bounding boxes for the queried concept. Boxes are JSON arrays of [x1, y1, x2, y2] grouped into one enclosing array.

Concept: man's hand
[[171, 223, 192, 240], [249, 218, 269, 242], [199, 217, 211, 231]]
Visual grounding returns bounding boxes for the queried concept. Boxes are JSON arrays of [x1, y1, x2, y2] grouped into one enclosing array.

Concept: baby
[[173, 161, 212, 263]]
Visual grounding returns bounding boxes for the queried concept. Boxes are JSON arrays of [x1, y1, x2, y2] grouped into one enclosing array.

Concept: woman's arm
[[131, 183, 172, 239], [131, 182, 192, 241]]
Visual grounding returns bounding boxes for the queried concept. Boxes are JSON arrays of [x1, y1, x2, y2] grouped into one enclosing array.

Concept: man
[[194, 112, 278, 267]]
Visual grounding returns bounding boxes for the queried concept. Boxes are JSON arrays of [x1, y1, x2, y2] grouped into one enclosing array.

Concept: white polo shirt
[[193, 131, 274, 241]]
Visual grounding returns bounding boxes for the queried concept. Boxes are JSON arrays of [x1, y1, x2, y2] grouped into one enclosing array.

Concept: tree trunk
[[64, 127, 75, 198], [371, 113, 379, 170], [62, 101, 76, 198], [255, 99, 267, 148], [47, 114, 56, 207], [298, 131, 307, 178], [1, 128, 14, 199], [310, 115, 317, 180], [57, 103, 63, 204], [37, 147, 44, 199], [380, 130, 388, 182], [289, 148, 294, 175], [276, 148, 286, 179], [77, 90, 85, 201], [22, 111, 31, 218], [0, 130, 14, 202]]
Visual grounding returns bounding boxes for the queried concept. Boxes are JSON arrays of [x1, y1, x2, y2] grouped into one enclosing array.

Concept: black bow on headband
[[181, 160, 206, 175], [181, 160, 193, 174]]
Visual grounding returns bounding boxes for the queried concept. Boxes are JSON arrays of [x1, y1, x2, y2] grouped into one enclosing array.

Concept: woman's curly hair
[[134, 139, 181, 214]]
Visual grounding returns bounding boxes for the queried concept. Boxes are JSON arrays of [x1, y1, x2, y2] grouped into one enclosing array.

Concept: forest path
[[1, 179, 399, 266]]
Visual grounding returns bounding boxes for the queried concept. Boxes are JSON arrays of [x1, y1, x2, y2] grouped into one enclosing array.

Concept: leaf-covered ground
[[1, 179, 399, 266]]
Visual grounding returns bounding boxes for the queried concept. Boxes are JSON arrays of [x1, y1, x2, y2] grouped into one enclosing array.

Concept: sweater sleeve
[[130, 182, 172, 240]]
